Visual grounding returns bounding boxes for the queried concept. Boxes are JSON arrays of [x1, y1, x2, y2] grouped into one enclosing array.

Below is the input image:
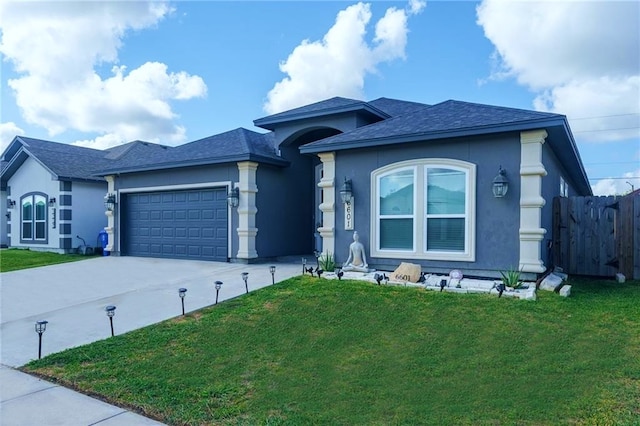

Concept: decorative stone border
[[319, 270, 537, 300]]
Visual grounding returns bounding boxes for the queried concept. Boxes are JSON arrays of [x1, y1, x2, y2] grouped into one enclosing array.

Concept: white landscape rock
[[540, 273, 564, 292], [616, 273, 626, 283], [559, 285, 571, 297]]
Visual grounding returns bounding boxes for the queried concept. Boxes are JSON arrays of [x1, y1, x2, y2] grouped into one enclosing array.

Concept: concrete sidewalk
[[1, 256, 303, 425]]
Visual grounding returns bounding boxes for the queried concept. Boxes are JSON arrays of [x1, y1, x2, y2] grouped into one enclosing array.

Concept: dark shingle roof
[[96, 128, 286, 174], [12, 137, 111, 181], [254, 96, 391, 130], [300, 100, 565, 152], [367, 97, 430, 117]]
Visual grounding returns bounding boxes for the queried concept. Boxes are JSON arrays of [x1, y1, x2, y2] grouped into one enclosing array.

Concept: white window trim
[[370, 158, 476, 262], [21, 193, 48, 242]]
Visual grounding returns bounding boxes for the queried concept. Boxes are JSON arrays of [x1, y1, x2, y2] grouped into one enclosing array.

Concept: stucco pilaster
[[104, 175, 116, 253], [317, 152, 336, 256], [519, 130, 548, 273], [236, 161, 258, 259]]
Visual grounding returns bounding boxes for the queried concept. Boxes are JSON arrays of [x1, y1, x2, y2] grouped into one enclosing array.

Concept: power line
[[573, 126, 639, 133], [570, 113, 640, 120], [588, 176, 640, 181]]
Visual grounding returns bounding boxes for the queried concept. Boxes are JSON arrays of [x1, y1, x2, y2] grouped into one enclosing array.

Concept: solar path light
[[105, 305, 116, 337], [178, 288, 187, 315], [35, 320, 48, 360], [215, 281, 223, 305], [269, 265, 276, 285], [241, 272, 249, 294], [302, 258, 307, 275]]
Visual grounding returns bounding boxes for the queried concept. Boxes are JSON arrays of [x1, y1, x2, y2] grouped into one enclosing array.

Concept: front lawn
[[23, 276, 640, 425], [0, 248, 88, 272]]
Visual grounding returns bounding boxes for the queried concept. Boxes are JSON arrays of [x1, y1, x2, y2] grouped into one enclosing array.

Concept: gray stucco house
[[2, 97, 592, 279], [0, 137, 109, 252], [95, 96, 591, 279]]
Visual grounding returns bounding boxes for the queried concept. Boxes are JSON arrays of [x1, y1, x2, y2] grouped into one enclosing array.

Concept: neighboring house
[[0, 136, 165, 253], [92, 96, 591, 279]]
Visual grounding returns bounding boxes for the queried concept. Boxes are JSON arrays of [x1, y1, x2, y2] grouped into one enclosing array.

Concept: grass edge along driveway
[[24, 276, 640, 425], [1, 249, 89, 273]]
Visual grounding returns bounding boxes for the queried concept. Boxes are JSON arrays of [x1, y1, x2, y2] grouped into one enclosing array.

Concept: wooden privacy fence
[[552, 194, 640, 279]]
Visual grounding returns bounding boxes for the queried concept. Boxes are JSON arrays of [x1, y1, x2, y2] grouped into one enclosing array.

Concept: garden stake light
[[269, 265, 276, 285], [336, 269, 344, 280], [496, 283, 506, 298], [215, 281, 223, 304], [305, 266, 314, 275], [35, 320, 48, 360], [178, 288, 187, 315], [375, 273, 383, 285], [383, 273, 389, 285], [242, 272, 249, 294], [440, 279, 447, 292], [105, 305, 116, 337], [302, 258, 307, 275], [316, 268, 323, 278]]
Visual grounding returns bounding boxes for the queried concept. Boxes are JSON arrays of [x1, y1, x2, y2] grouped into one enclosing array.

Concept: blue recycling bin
[[99, 230, 110, 256]]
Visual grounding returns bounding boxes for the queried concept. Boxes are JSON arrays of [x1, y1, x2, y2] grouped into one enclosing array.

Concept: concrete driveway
[[0, 256, 302, 425]]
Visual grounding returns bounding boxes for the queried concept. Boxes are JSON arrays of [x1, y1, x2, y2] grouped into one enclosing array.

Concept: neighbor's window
[[372, 159, 476, 261], [21, 193, 47, 243]]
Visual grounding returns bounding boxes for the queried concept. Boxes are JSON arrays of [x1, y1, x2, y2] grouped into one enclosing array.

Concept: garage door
[[122, 188, 228, 261]]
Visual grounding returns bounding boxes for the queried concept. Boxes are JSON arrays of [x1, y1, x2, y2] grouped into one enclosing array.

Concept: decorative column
[[519, 130, 548, 273], [104, 175, 116, 253], [317, 152, 336, 255], [236, 161, 258, 260]]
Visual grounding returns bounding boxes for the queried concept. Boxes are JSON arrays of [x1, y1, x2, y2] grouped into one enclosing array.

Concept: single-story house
[[2, 97, 592, 279], [0, 136, 164, 253]]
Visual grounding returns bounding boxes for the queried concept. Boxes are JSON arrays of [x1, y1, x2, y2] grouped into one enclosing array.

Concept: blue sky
[[1, 1, 638, 195]]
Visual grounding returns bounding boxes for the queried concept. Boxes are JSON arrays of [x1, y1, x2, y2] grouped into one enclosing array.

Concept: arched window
[[21, 193, 48, 243], [371, 159, 476, 261]]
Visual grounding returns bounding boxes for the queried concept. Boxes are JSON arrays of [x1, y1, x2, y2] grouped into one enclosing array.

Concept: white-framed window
[[21, 193, 47, 243], [371, 159, 476, 261], [560, 176, 569, 197]]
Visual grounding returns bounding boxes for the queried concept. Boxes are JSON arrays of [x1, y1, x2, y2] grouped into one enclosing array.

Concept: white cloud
[[477, 0, 640, 143], [0, 1, 207, 149], [592, 170, 640, 196], [0, 122, 25, 154], [263, 1, 423, 114]]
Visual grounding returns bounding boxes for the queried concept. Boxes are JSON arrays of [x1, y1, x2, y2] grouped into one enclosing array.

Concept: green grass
[[23, 276, 640, 425], [0, 248, 88, 272]]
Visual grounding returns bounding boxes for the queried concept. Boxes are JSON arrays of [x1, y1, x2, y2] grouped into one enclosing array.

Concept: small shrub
[[500, 268, 523, 289], [318, 252, 335, 271]]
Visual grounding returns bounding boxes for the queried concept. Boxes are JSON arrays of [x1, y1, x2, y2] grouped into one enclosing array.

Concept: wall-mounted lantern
[[48, 197, 57, 207], [104, 193, 117, 211], [227, 186, 239, 208], [339, 178, 353, 204], [8, 199, 16, 209], [492, 166, 509, 198]]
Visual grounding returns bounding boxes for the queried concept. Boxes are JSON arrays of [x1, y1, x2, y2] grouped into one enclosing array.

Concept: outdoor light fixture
[[336, 269, 344, 280], [492, 166, 509, 198], [48, 197, 56, 207], [339, 177, 353, 204], [241, 272, 249, 294], [440, 279, 447, 292], [8, 199, 15, 208], [214, 281, 223, 304], [302, 258, 307, 275], [35, 320, 48, 360], [105, 305, 116, 337], [375, 273, 383, 286], [496, 283, 506, 298], [383, 273, 389, 285], [227, 186, 239, 208], [269, 265, 276, 285], [316, 268, 323, 278], [178, 288, 187, 315], [104, 193, 117, 211]]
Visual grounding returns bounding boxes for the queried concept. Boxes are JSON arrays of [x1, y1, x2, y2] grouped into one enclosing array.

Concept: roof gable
[[253, 96, 391, 130]]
